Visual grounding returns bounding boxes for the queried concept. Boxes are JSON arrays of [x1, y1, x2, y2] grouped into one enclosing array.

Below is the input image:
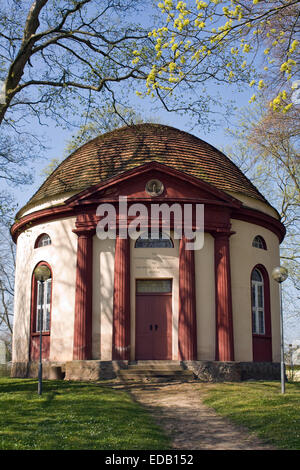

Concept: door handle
[[155, 324, 158, 331], [150, 324, 153, 330]]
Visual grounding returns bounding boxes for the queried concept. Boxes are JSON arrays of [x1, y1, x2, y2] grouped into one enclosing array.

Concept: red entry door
[[136, 280, 172, 360]]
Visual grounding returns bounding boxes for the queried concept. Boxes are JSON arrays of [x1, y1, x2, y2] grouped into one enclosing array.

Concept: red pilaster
[[113, 235, 130, 360], [178, 236, 197, 360], [73, 229, 94, 360], [214, 232, 234, 361]]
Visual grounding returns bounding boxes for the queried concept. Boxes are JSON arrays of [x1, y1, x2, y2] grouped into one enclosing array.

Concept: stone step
[[129, 361, 181, 366], [117, 374, 196, 383], [118, 369, 194, 378], [117, 376, 196, 384], [128, 364, 184, 371], [116, 361, 196, 383]]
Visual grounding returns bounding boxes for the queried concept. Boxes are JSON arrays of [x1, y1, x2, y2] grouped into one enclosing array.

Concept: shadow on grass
[[202, 381, 300, 450], [0, 378, 104, 394], [0, 378, 171, 450]]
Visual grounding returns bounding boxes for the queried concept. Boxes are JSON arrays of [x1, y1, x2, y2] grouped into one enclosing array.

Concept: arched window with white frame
[[252, 235, 267, 250], [251, 268, 265, 335], [30, 262, 52, 361], [35, 233, 51, 248], [250, 265, 272, 362], [35, 276, 52, 333]]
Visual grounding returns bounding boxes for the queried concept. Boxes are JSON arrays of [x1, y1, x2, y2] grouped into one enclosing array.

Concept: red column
[[214, 232, 234, 361], [73, 229, 94, 360], [113, 236, 130, 360], [178, 236, 197, 360]]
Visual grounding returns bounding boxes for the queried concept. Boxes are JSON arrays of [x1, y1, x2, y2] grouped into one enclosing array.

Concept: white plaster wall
[[230, 220, 281, 362], [227, 191, 279, 219], [92, 237, 115, 360], [131, 236, 180, 360], [19, 192, 77, 217], [12, 234, 31, 363], [12, 217, 77, 363], [194, 233, 215, 360]]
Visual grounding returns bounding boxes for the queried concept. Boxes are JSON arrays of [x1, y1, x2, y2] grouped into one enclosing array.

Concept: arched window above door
[[135, 230, 174, 248]]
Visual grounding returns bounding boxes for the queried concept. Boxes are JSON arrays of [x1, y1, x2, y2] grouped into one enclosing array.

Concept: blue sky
[[11, 82, 251, 210]]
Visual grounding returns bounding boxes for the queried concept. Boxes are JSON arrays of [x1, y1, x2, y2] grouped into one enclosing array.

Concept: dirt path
[[121, 381, 275, 450]]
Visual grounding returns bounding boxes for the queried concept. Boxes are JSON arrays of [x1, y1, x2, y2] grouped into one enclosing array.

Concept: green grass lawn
[[0, 378, 170, 450], [202, 381, 300, 450]]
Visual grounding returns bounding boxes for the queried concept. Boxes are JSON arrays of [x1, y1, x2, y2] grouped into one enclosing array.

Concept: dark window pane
[[36, 308, 42, 332], [252, 309, 257, 334], [135, 230, 173, 248], [251, 269, 263, 282], [252, 236, 266, 250], [37, 282, 43, 306], [136, 279, 172, 293], [46, 280, 52, 304], [251, 284, 256, 306], [258, 285, 263, 307], [259, 311, 265, 334], [45, 307, 50, 331]]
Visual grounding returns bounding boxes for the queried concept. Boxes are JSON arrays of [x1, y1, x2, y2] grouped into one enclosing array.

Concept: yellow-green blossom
[[289, 40, 299, 54]]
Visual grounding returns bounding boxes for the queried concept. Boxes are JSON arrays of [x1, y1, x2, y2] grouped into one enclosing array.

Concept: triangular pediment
[[65, 161, 241, 208]]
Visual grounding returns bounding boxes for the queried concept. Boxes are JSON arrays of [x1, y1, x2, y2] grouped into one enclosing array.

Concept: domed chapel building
[[11, 124, 285, 381]]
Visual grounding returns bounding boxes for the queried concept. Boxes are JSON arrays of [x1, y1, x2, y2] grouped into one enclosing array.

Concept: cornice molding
[[11, 163, 285, 243]]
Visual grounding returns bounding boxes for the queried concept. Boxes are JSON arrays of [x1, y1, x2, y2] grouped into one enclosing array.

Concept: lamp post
[[271, 266, 288, 394], [33, 265, 51, 396]]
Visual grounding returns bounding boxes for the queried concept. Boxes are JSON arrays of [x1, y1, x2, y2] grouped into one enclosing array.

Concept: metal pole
[[38, 280, 44, 396], [290, 344, 293, 381], [279, 282, 285, 394]]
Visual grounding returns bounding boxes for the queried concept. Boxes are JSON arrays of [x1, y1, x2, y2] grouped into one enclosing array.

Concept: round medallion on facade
[[145, 179, 164, 197]]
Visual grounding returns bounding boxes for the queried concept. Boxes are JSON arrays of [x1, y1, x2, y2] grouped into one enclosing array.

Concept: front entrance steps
[[11, 360, 281, 382], [116, 361, 196, 383]]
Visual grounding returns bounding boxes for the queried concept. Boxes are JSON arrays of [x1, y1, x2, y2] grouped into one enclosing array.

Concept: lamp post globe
[[272, 266, 288, 394], [271, 266, 288, 284], [33, 264, 51, 396], [34, 265, 51, 282]]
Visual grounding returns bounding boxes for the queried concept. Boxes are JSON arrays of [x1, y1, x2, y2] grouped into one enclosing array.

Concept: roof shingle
[[25, 123, 268, 209]]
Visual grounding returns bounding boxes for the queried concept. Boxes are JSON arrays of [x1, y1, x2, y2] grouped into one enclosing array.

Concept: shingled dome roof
[[26, 123, 268, 209]]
